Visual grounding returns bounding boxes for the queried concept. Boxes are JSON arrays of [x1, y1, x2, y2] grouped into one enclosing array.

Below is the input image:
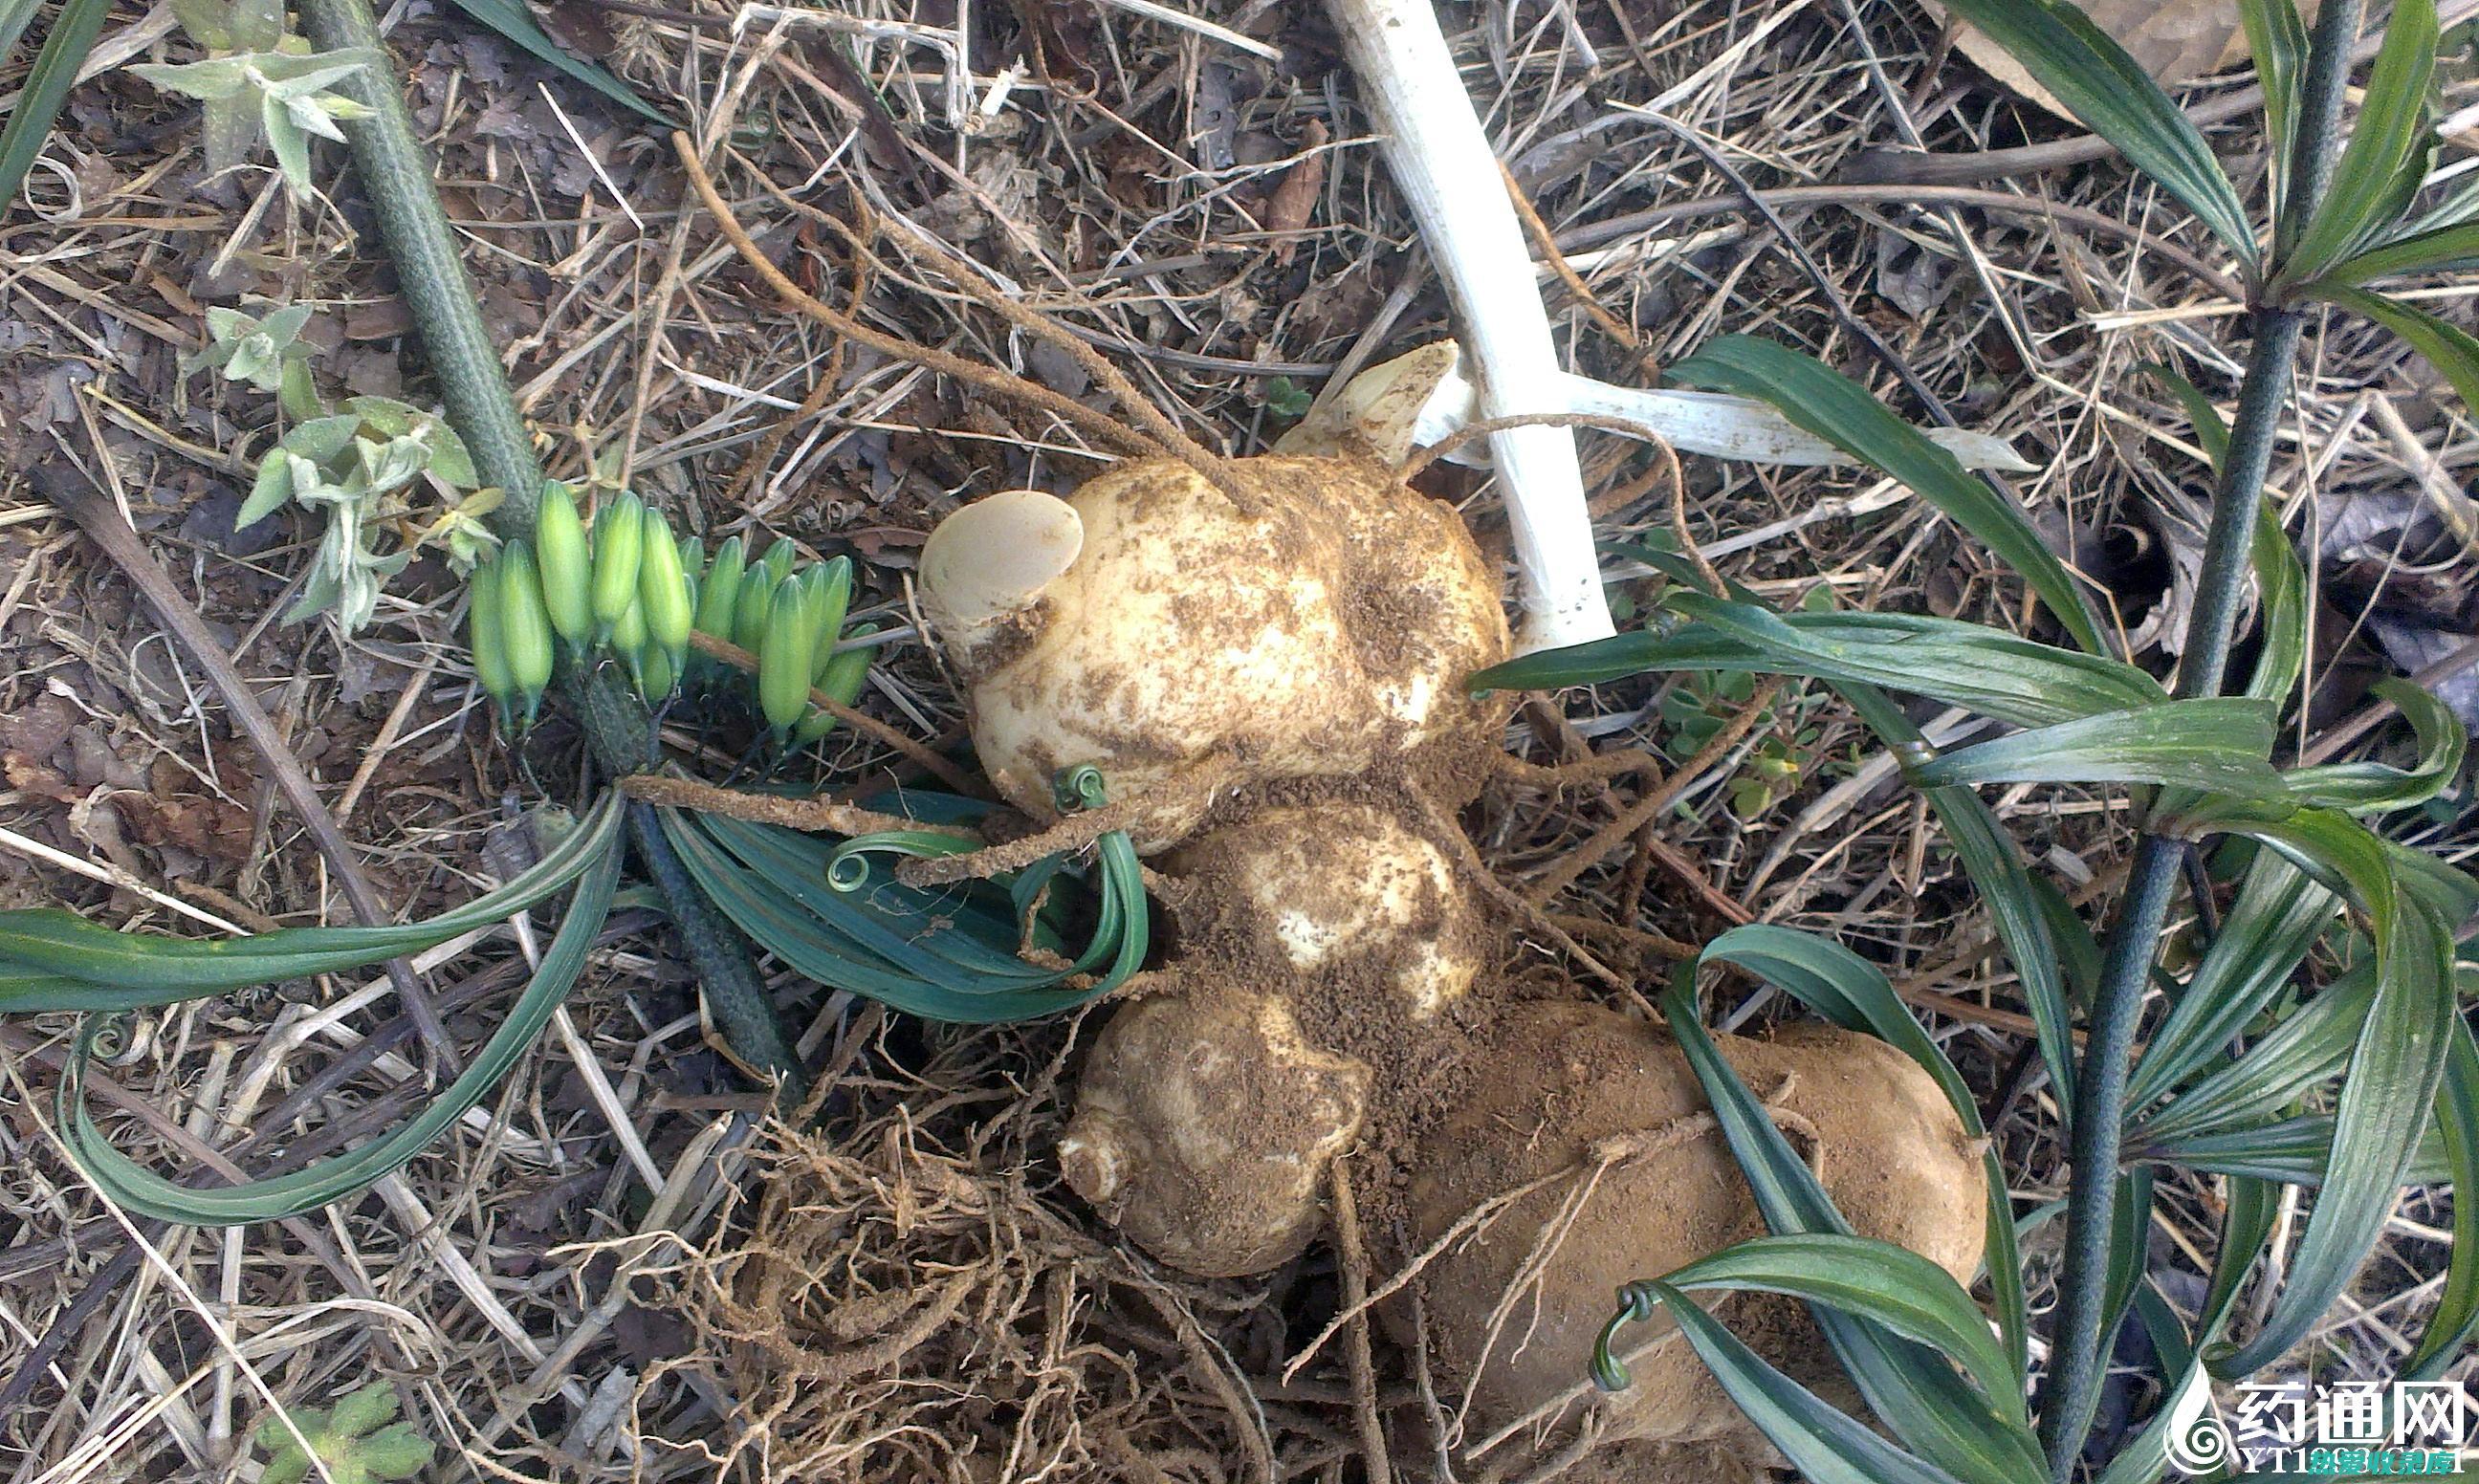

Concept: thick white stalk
[[1409, 364, 2039, 473], [1327, 0, 1614, 654]]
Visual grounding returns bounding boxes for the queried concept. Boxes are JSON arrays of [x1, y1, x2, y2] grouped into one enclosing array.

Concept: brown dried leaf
[[1267, 120, 1328, 267]]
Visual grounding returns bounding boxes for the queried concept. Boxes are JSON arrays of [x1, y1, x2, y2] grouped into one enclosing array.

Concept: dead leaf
[[1941, 0, 2318, 116], [1267, 120, 1328, 267]]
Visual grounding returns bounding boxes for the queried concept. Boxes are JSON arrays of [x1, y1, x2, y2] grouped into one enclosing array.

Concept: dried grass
[[1, 0, 2471, 1477]]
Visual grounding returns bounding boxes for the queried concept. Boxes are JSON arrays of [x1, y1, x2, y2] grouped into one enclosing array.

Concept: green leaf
[[1837, 683, 2085, 1128], [1907, 698, 2281, 796], [2243, 510, 2307, 707], [1935, 0, 2258, 267], [2127, 851, 2338, 1111], [2188, 810, 2459, 1376], [2311, 284, 2479, 415], [129, 56, 257, 100], [2327, 219, 2479, 284], [1476, 598, 2163, 729], [0, 795, 622, 1007], [2142, 1112, 2455, 1186], [262, 91, 312, 196], [2281, 676, 2467, 811], [1697, 922, 2031, 1379], [1650, 1231, 2024, 1429], [5, 0, 55, 55], [1666, 338, 2105, 655], [2197, 1174, 2280, 1347], [1655, 977, 2049, 1480], [236, 449, 297, 530], [2276, 0, 2439, 287], [60, 820, 623, 1223], [1611, 1281, 1986, 1484], [661, 792, 1149, 1023], [2137, 361, 2231, 474], [0, 0, 112, 213], [2237, 0, 2308, 233], [439, 0, 669, 125], [2403, 1005, 2479, 1380], [2133, 962, 2377, 1143]]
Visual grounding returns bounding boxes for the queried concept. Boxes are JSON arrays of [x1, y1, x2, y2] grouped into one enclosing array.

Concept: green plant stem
[[2038, 50, 2350, 1465], [296, 0, 803, 1098]]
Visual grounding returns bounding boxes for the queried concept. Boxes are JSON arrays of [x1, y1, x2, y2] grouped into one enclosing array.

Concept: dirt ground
[[0, 0, 2470, 1479]]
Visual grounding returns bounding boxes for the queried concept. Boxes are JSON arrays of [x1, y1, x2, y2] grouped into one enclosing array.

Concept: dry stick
[[1658, 116, 1960, 430], [725, 219, 869, 511], [687, 630, 981, 795], [669, 133, 1162, 464], [1554, 184, 2249, 307], [36, 465, 459, 1075], [851, 204, 1244, 501], [1497, 160, 1649, 363], [1525, 677, 1788, 906], [1327, 1160, 1395, 1484], [617, 774, 971, 841]]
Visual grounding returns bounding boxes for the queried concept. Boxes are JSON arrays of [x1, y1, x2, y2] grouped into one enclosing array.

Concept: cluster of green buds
[[464, 483, 873, 744]]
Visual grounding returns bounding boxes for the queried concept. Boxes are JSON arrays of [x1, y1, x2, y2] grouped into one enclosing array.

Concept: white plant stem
[[1327, 0, 1615, 654], [1410, 364, 2037, 473]]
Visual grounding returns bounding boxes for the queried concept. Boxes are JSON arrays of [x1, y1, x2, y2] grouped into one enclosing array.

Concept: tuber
[[910, 434, 1989, 1476], [916, 455, 1507, 851]]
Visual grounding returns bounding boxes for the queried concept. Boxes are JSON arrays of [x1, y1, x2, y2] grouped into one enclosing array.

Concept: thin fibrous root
[[893, 801, 1139, 887], [618, 775, 974, 841], [670, 132, 1160, 464]]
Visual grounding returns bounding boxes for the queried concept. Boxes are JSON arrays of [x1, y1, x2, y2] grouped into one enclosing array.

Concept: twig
[[669, 133, 1165, 464], [34, 463, 460, 1077], [1525, 677, 1787, 906]]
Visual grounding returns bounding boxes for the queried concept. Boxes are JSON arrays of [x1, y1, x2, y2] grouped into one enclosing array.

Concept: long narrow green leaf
[[439, 0, 669, 124], [1476, 599, 2164, 728], [2128, 852, 2338, 1111], [0, 796, 624, 1003], [2099, 1169, 2156, 1347], [2310, 285, 2479, 414], [2198, 1174, 2280, 1347], [1656, 978, 2049, 1480], [2403, 1010, 2479, 1380], [2139, 361, 2232, 473], [0, 0, 111, 211], [1699, 922, 2030, 1380], [2326, 219, 2479, 285], [1, 0, 51, 65], [1667, 338, 2105, 655], [1908, 699, 2281, 796], [2244, 510, 2308, 707], [1839, 683, 2083, 1124], [2134, 964, 2376, 1142], [2237, 0, 2308, 232], [1652, 1233, 2024, 1429], [1615, 1282, 1980, 1484], [2276, 0, 2438, 287], [661, 800, 1149, 1023], [2196, 811, 2457, 1376], [2282, 677, 2468, 811], [2141, 1113, 2455, 1186], [1936, 0, 2258, 267], [2093, 1361, 2218, 1484], [58, 830, 623, 1224]]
